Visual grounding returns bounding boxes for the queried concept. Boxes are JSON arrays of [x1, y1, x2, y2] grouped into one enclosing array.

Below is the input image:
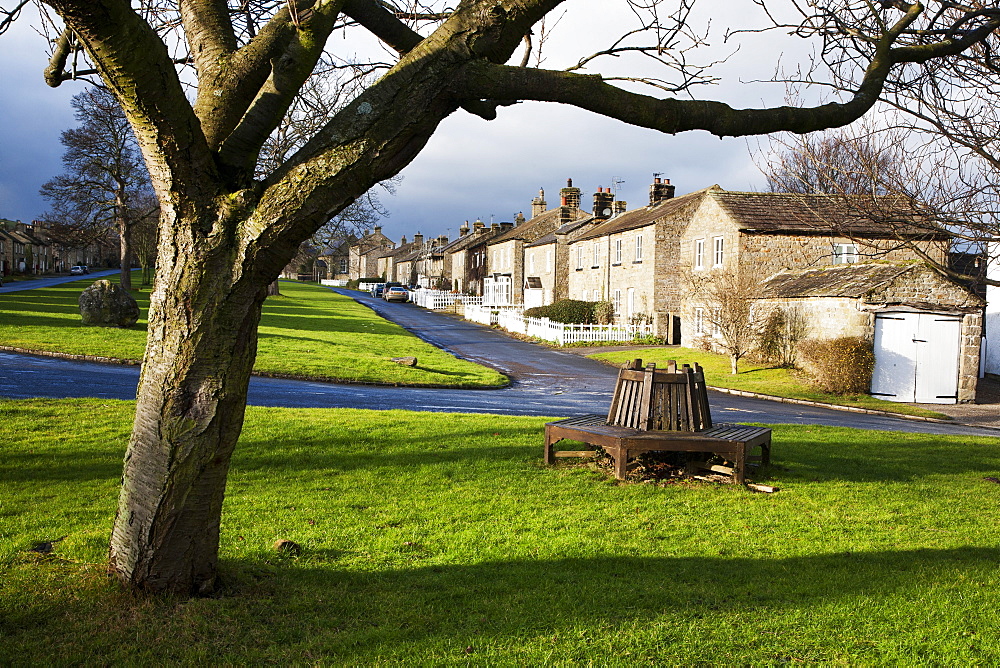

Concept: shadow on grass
[[5, 546, 998, 662]]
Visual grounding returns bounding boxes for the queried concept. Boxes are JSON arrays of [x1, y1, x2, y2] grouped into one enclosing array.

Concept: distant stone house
[[485, 179, 590, 306], [1, 219, 52, 274], [566, 177, 687, 340], [756, 263, 983, 403], [413, 235, 451, 288], [376, 234, 423, 284], [523, 215, 596, 308], [443, 220, 502, 295], [316, 237, 354, 281], [350, 226, 395, 280]]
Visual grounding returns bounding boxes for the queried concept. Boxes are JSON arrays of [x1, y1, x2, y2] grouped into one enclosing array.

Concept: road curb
[[706, 385, 1000, 432], [0, 345, 508, 391]]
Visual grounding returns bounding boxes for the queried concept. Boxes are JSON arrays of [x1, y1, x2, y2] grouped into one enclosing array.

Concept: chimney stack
[[593, 186, 615, 221], [514, 212, 526, 225], [560, 178, 581, 210], [499, 221, 514, 231], [613, 200, 628, 216], [413, 233, 424, 245], [649, 176, 675, 205], [460, 221, 470, 237], [531, 188, 547, 218], [374, 225, 382, 235]]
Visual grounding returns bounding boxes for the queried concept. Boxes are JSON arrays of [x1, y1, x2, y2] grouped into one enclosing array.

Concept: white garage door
[[871, 312, 962, 404]]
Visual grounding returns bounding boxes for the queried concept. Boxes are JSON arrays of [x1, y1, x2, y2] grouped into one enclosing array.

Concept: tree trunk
[[267, 279, 281, 297], [731, 355, 739, 375], [108, 222, 267, 594], [119, 221, 133, 291]]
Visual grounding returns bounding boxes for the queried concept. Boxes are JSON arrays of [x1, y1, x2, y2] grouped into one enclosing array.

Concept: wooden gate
[[871, 312, 962, 404]]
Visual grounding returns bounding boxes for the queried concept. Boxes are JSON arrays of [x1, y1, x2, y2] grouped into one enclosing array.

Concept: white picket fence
[[463, 305, 654, 346], [410, 289, 485, 310], [320, 279, 348, 287]]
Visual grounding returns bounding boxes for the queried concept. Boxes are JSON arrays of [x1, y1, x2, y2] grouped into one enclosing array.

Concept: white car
[[70, 265, 89, 275]]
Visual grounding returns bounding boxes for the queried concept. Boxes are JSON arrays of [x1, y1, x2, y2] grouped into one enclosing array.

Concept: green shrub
[[593, 300, 614, 324], [524, 299, 599, 324], [797, 336, 875, 395]]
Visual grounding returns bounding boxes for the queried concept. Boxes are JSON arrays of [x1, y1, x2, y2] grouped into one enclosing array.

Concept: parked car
[[371, 283, 386, 298], [384, 286, 410, 303], [70, 265, 89, 275]]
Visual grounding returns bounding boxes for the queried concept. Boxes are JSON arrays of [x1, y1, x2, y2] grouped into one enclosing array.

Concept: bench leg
[[761, 437, 772, 466], [543, 428, 558, 465], [610, 446, 628, 480], [731, 445, 746, 485]]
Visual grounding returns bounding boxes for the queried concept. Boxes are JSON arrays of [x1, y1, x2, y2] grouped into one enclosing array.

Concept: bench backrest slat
[[606, 359, 712, 432]]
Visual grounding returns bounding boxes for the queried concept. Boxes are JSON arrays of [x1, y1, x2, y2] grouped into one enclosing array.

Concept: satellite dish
[[602, 208, 613, 216]]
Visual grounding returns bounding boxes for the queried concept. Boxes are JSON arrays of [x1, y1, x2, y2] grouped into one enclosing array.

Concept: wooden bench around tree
[[544, 359, 772, 483]]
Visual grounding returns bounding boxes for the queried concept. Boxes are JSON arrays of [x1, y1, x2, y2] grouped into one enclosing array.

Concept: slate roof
[[712, 189, 946, 238], [572, 186, 947, 242], [575, 186, 714, 242], [525, 216, 597, 248], [489, 207, 589, 245], [759, 263, 917, 299]]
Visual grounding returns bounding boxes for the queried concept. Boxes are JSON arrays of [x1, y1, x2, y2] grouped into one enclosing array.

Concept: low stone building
[[754, 262, 983, 403]]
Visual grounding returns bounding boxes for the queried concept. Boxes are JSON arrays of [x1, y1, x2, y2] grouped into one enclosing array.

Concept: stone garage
[[757, 263, 984, 404]]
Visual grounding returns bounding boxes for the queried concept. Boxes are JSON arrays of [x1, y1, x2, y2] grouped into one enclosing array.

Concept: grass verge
[[0, 277, 505, 388], [590, 346, 949, 420], [2, 398, 999, 664]]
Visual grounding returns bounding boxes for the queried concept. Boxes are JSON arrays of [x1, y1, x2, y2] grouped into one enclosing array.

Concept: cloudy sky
[[0, 2, 815, 243]]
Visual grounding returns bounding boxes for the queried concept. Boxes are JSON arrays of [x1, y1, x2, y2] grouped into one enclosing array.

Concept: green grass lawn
[[2, 398, 999, 664], [0, 277, 505, 388], [591, 347, 950, 420]]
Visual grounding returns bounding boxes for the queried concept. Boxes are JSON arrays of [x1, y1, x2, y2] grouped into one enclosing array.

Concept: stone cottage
[[485, 179, 590, 306], [756, 262, 983, 403], [566, 177, 690, 341]]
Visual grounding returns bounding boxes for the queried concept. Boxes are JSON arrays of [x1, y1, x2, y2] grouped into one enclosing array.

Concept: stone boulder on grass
[[79, 280, 140, 328]]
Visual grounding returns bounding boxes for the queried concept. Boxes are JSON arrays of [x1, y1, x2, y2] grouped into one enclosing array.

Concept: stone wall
[[869, 264, 981, 309], [525, 242, 556, 305]]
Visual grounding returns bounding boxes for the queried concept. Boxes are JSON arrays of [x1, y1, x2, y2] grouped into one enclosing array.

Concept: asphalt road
[[0, 269, 121, 293], [2, 285, 997, 437]]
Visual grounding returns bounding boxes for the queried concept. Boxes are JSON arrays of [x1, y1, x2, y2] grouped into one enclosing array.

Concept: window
[[635, 234, 644, 261], [613, 290, 621, 316], [694, 238, 705, 269], [592, 242, 600, 267], [339, 259, 348, 274], [545, 250, 552, 273], [529, 252, 535, 274], [614, 238, 622, 264], [833, 243, 858, 265], [712, 308, 722, 337], [694, 307, 705, 335], [576, 246, 584, 270], [712, 236, 724, 267]]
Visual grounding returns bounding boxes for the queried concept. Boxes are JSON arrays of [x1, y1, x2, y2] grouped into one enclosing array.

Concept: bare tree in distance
[[759, 117, 996, 287], [754, 1, 1000, 288], [6, 0, 999, 595], [39, 86, 154, 290], [686, 263, 767, 375]]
